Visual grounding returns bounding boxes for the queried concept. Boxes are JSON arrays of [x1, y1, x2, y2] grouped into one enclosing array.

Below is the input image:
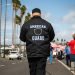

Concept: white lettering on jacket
[[32, 36, 44, 40], [30, 25, 46, 29]]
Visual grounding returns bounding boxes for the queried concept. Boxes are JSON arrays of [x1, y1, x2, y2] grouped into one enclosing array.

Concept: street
[[0, 57, 74, 75], [0, 58, 29, 75]]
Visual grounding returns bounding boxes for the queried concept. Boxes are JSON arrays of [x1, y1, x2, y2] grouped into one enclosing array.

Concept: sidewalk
[[46, 59, 73, 75], [60, 58, 75, 75]]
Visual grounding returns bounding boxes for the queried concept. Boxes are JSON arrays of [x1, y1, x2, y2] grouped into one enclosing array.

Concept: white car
[[8, 51, 21, 60]]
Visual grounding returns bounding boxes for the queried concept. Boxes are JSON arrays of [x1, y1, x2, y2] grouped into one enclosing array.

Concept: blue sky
[[1, 0, 75, 44]]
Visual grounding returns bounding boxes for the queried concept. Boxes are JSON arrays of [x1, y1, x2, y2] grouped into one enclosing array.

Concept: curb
[[57, 59, 75, 75]]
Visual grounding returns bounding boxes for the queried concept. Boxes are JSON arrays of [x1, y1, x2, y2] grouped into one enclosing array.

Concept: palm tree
[[3, 0, 7, 58], [0, 0, 2, 56], [25, 13, 31, 23], [18, 5, 26, 53], [20, 5, 26, 18], [15, 15, 21, 47], [56, 38, 59, 44], [61, 39, 63, 45], [15, 15, 21, 25], [57, 38, 59, 41], [15, 4, 30, 53], [64, 39, 66, 45], [12, 0, 21, 47], [15, 15, 21, 46], [20, 5, 26, 27]]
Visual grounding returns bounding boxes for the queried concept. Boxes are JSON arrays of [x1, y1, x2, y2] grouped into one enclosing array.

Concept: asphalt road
[[0, 57, 73, 75], [0, 58, 30, 75]]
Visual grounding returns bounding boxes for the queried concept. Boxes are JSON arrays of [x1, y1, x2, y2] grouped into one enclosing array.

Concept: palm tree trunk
[[14, 10, 16, 47], [0, 0, 2, 56], [19, 19, 22, 53], [12, 7, 14, 46], [12, 8, 16, 48], [16, 24, 19, 44], [3, 0, 7, 58]]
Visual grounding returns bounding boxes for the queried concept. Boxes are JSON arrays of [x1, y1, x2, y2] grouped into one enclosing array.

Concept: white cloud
[[62, 11, 75, 24], [42, 12, 52, 21], [55, 30, 73, 41], [56, 31, 67, 38], [69, 24, 75, 35], [71, 24, 75, 29]]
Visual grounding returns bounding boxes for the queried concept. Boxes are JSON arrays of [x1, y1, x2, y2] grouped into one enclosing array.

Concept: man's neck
[[32, 16, 41, 19]]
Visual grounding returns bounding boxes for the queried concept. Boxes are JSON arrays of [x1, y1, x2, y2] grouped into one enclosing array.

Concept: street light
[[0, 0, 2, 57]]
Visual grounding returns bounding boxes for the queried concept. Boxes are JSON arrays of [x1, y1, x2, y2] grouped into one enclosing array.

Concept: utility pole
[[0, 0, 2, 57]]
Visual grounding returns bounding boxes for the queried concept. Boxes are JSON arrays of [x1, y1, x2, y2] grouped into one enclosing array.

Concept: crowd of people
[[49, 33, 75, 68], [65, 34, 75, 68]]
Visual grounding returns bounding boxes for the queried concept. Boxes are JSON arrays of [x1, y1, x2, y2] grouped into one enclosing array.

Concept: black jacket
[[20, 16, 55, 58]]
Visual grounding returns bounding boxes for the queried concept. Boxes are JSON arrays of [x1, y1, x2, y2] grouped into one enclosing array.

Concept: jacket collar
[[31, 16, 41, 19]]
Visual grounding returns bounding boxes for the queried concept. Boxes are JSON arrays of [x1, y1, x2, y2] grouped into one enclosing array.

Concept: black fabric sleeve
[[19, 25, 26, 42], [48, 24, 55, 42]]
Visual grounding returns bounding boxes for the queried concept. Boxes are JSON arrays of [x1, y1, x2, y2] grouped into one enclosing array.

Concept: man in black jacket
[[20, 8, 55, 75]]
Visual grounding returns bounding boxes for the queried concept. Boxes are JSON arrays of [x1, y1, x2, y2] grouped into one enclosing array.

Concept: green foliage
[[12, 0, 21, 10], [15, 15, 21, 25], [57, 38, 59, 41], [61, 39, 63, 42], [12, 0, 30, 25], [20, 5, 26, 17], [25, 13, 31, 22]]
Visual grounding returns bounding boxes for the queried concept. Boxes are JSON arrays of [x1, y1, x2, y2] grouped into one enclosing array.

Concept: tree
[[12, 0, 21, 47], [20, 5, 26, 18], [25, 13, 31, 23], [57, 38, 59, 41], [17, 5, 27, 52], [61, 39, 63, 44], [20, 5, 26, 27], [12, 1, 30, 54], [15, 15, 21, 44], [15, 15, 21, 25], [64, 39, 66, 45], [56, 38, 59, 44]]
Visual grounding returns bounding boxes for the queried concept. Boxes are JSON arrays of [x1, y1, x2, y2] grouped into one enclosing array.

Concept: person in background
[[64, 43, 71, 67], [57, 49, 63, 60], [20, 8, 55, 75], [68, 33, 75, 68], [60, 50, 63, 60], [49, 46, 53, 64]]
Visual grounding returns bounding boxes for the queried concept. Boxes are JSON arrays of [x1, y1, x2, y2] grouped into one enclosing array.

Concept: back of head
[[66, 42, 68, 46], [32, 8, 41, 17], [72, 33, 75, 40], [32, 8, 41, 14]]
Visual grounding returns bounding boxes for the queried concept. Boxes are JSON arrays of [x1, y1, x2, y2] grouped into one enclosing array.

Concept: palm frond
[[20, 5, 27, 17]]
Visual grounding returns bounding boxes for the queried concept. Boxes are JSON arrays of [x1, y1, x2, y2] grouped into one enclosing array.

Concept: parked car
[[8, 51, 21, 60]]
